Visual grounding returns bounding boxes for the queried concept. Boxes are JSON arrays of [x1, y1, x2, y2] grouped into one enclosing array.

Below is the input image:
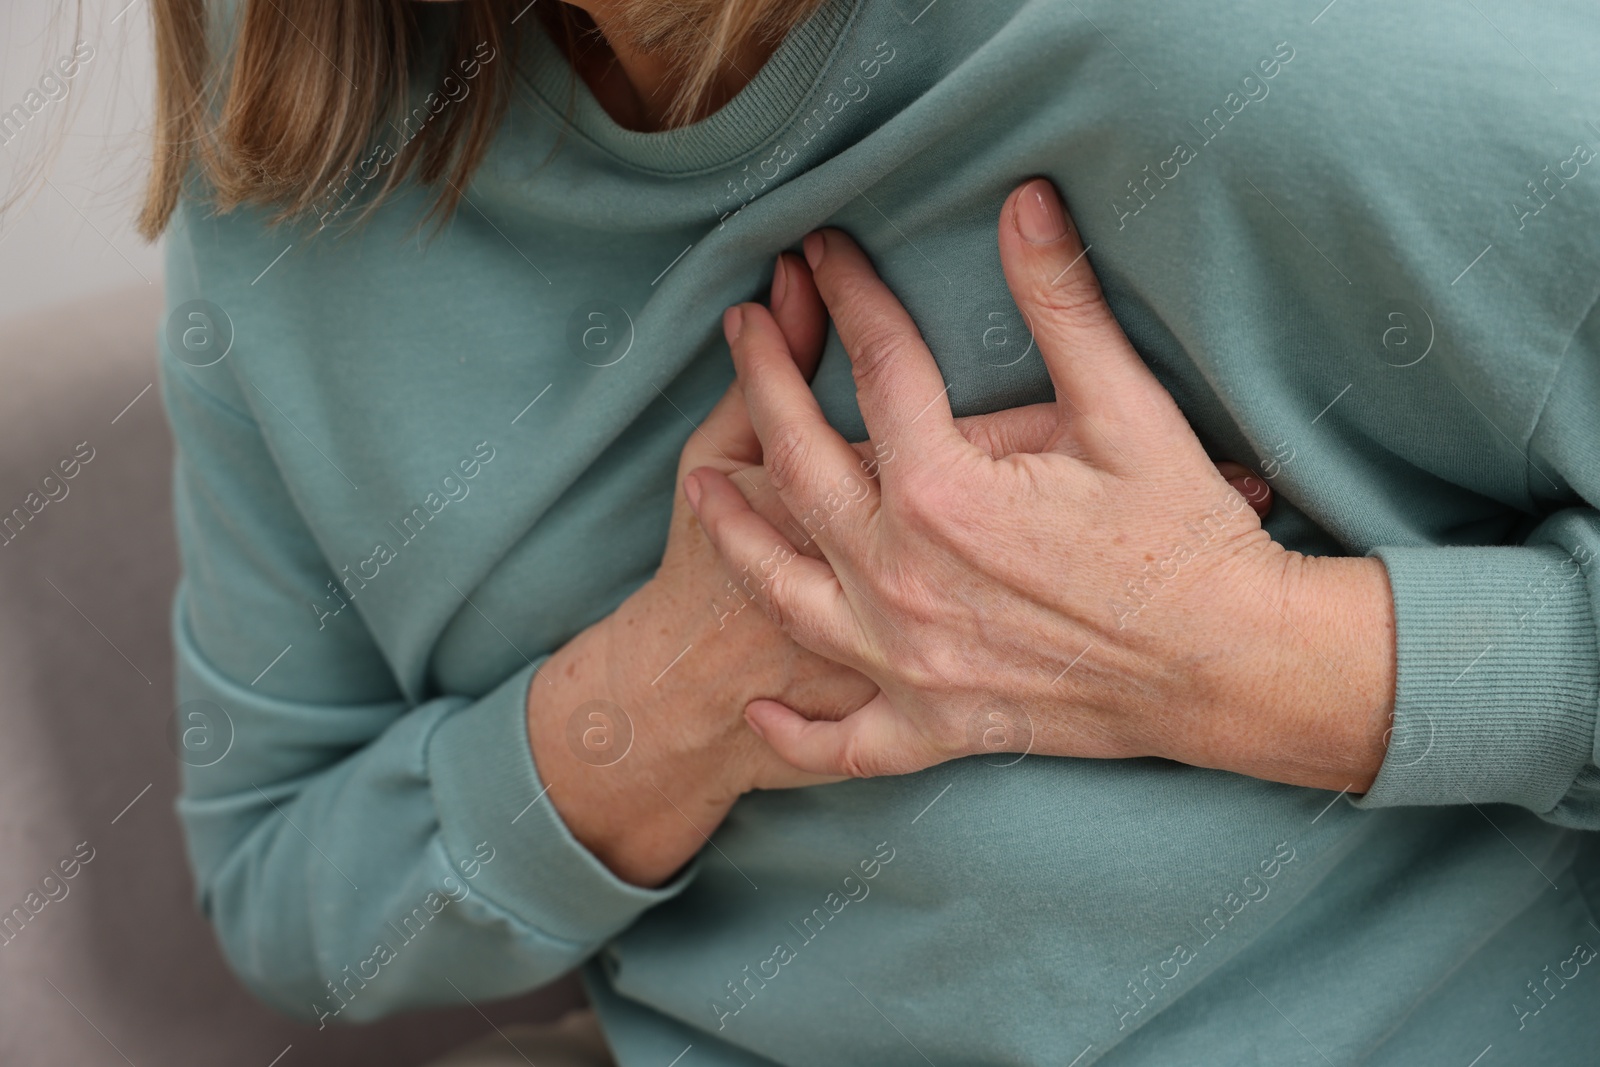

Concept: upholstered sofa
[[0, 284, 579, 1066]]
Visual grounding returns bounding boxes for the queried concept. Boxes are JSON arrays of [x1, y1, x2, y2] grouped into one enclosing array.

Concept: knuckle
[[1036, 272, 1113, 331], [759, 593, 789, 636], [762, 425, 811, 495], [879, 634, 959, 693], [758, 569, 792, 631], [847, 321, 908, 391], [830, 272, 877, 315], [889, 466, 957, 531], [836, 736, 880, 779], [696, 501, 722, 543]]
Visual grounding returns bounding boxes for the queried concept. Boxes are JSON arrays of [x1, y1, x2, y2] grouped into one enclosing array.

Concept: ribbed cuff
[[428, 661, 695, 945], [1353, 545, 1599, 812]]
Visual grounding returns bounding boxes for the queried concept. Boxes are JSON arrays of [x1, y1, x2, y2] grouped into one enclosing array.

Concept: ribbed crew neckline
[[514, 0, 861, 175]]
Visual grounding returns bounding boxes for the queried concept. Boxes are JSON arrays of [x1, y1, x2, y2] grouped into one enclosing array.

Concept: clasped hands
[[686, 179, 1396, 794]]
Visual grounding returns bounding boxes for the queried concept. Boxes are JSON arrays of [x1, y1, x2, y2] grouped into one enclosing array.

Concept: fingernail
[[803, 231, 825, 269], [745, 708, 766, 739], [684, 472, 702, 511], [771, 257, 788, 313], [722, 305, 744, 347], [1016, 179, 1067, 244]]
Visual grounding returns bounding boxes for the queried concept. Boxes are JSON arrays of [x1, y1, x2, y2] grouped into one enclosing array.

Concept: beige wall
[[1, 0, 163, 323]]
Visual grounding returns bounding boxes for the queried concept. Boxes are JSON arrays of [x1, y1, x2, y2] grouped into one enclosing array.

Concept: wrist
[[604, 575, 762, 796], [525, 580, 741, 888], [1194, 548, 1396, 792]]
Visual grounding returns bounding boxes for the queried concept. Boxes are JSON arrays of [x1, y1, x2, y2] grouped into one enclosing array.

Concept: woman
[[148, 0, 1600, 1064]]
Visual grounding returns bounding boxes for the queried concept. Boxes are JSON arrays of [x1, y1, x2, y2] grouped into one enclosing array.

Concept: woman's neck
[[543, 2, 780, 131]]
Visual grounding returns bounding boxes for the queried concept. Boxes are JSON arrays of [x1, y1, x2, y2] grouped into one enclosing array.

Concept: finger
[[689, 379, 763, 468], [745, 693, 937, 779], [740, 464, 829, 561], [726, 301, 879, 551], [1215, 461, 1274, 518], [769, 252, 827, 380], [686, 465, 864, 662], [953, 402, 1061, 459], [998, 179, 1187, 449], [683, 257, 829, 472], [804, 229, 969, 462]]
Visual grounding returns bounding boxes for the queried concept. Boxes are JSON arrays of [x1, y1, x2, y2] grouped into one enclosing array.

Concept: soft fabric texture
[[164, 1, 1600, 1063]]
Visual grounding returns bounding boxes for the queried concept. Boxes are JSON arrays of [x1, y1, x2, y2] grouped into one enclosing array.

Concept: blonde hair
[[137, 0, 826, 239]]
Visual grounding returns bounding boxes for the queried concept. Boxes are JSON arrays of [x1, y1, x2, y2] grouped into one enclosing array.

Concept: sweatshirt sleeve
[[163, 340, 691, 1025], [1354, 306, 1600, 829]]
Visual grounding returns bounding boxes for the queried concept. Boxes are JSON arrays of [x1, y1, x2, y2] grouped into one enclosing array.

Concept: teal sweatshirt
[[164, 1, 1600, 1063]]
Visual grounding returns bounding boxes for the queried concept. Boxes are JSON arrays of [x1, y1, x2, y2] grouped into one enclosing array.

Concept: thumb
[[745, 694, 936, 779]]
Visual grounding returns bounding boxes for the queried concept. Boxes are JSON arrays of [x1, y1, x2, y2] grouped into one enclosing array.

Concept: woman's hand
[[526, 251, 1080, 887], [686, 179, 1396, 793], [525, 253, 875, 887], [732, 256, 1258, 559]]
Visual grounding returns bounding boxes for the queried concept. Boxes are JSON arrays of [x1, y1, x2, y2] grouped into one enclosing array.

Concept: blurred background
[[0, 2, 578, 1063], [0, 0, 161, 318]]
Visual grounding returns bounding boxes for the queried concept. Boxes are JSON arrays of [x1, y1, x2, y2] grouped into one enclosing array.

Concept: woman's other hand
[[524, 254, 877, 888], [687, 179, 1393, 793]]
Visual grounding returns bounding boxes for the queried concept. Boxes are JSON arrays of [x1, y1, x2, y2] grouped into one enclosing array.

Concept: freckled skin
[[686, 186, 1390, 790], [523, 208, 1300, 887]]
